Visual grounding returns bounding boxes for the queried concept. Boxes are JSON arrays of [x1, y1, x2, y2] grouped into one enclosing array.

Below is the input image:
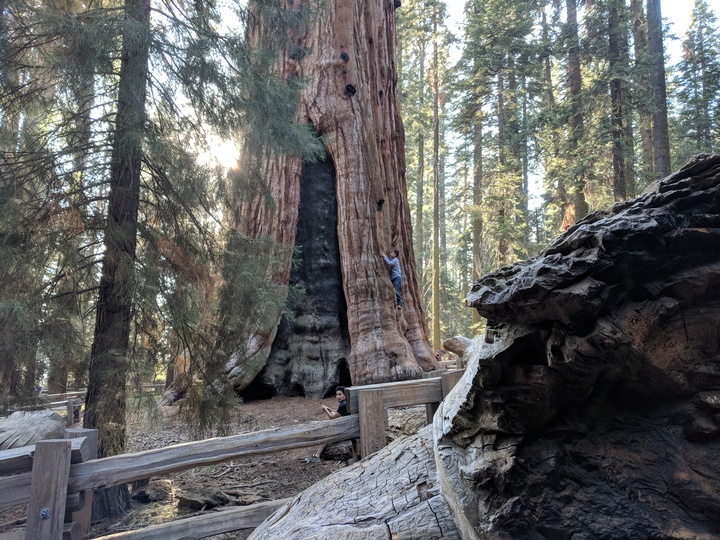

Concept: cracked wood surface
[[248, 425, 460, 540]]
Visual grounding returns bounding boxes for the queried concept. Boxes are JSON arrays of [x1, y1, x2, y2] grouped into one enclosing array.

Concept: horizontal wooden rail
[[42, 391, 86, 401], [0, 417, 358, 511], [95, 498, 291, 539], [346, 377, 444, 413], [0, 437, 90, 476]]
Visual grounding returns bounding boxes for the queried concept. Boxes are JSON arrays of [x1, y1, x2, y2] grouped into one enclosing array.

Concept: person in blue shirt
[[382, 249, 403, 308]]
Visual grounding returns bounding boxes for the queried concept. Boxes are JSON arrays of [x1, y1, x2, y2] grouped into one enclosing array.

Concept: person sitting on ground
[[382, 249, 403, 308], [306, 386, 350, 462]]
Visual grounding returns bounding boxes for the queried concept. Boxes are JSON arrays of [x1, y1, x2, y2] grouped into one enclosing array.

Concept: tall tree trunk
[[431, 14, 441, 351], [646, 0, 670, 177], [83, 0, 150, 515], [439, 101, 447, 258], [630, 0, 653, 189], [471, 113, 483, 330], [609, 0, 628, 201], [566, 0, 588, 224], [415, 42, 426, 283], [230, 0, 437, 392], [497, 69, 508, 264], [520, 70, 529, 256], [541, 5, 567, 234]]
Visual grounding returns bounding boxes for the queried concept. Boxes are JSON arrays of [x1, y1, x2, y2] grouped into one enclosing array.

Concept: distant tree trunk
[[439, 101, 447, 258], [415, 42, 426, 283], [520, 72, 530, 254], [497, 68, 509, 264], [230, 0, 437, 392], [630, 0, 653, 189], [431, 15, 441, 351], [83, 0, 150, 517], [646, 0, 670, 177], [540, 5, 566, 235], [566, 0, 588, 224], [609, 0, 628, 201], [471, 114, 483, 330]]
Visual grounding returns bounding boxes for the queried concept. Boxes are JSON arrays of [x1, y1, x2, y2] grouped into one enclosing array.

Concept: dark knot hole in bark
[[345, 84, 356, 97], [340, 52, 349, 62], [495, 331, 550, 369], [377, 199, 384, 212]]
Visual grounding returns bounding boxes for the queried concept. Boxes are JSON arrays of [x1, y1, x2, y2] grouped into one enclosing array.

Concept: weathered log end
[[442, 154, 720, 537], [247, 425, 460, 540]]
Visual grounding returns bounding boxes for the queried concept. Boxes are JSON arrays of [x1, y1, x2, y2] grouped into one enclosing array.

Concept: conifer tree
[[671, 0, 720, 165], [646, 0, 671, 176]]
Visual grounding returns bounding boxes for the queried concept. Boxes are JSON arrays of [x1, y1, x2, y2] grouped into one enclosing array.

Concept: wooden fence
[[0, 369, 464, 540]]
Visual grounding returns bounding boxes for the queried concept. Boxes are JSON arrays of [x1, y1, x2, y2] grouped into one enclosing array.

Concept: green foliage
[[0, 0, 323, 438], [670, 0, 720, 166], [400, 0, 718, 346]]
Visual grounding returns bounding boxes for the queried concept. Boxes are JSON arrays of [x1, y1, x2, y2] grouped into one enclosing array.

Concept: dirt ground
[[85, 396, 426, 539], [85, 396, 348, 539]]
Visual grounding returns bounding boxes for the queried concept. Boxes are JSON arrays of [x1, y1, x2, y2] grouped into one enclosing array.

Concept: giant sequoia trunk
[[248, 154, 720, 539], [229, 0, 436, 397]]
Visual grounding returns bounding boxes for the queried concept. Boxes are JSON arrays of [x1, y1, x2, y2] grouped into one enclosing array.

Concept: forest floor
[[76, 396, 427, 539]]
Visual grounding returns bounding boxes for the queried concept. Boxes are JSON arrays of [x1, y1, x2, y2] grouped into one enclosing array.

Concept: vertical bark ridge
[[231, 0, 436, 392]]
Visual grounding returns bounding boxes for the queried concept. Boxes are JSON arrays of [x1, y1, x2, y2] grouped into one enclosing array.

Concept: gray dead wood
[[441, 336, 473, 361], [0, 436, 90, 476], [68, 416, 359, 492], [0, 411, 65, 450], [25, 440, 72, 540], [92, 498, 290, 539], [345, 378, 443, 413], [247, 426, 460, 540]]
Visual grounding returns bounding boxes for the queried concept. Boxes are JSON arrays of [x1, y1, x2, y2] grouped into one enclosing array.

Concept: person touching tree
[[382, 250, 403, 309]]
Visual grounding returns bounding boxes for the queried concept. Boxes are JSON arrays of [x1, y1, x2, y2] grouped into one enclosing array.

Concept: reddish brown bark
[[231, 0, 436, 390]]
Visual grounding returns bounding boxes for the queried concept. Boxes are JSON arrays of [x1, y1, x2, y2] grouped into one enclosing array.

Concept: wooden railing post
[[65, 428, 97, 539], [358, 389, 385, 459], [440, 370, 464, 398], [25, 440, 72, 540], [66, 400, 75, 427], [422, 370, 446, 424]]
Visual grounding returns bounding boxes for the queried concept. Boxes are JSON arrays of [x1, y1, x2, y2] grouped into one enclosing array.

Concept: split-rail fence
[[0, 369, 464, 540]]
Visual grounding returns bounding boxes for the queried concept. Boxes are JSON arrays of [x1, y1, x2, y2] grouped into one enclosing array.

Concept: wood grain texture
[[0, 411, 65, 450], [0, 472, 32, 509], [0, 436, 89, 475], [346, 377, 443, 413], [68, 416, 359, 492], [358, 389, 385, 457], [25, 440, 72, 540], [64, 429, 97, 539], [94, 498, 290, 539], [227, 0, 438, 392], [248, 426, 460, 540]]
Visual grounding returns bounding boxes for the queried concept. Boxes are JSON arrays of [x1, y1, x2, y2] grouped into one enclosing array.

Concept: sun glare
[[198, 137, 240, 170]]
